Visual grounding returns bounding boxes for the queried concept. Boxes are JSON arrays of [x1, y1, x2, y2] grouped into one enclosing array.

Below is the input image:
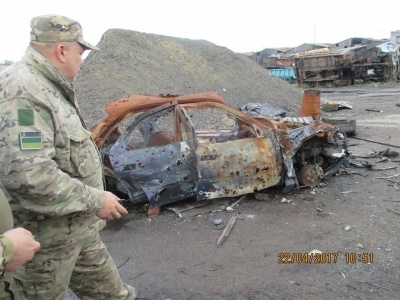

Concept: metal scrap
[[217, 213, 239, 247], [240, 102, 286, 117], [349, 137, 400, 150], [322, 101, 353, 111], [228, 195, 246, 209], [365, 108, 383, 113], [370, 166, 398, 171], [165, 199, 230, 218]]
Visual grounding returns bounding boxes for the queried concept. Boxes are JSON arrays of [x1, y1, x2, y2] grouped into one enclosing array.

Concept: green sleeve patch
[[18, 109, 34, 126]]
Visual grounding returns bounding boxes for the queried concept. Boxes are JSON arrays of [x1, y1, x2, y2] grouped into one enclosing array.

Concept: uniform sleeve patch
[[18, 109, 34, 126], [20, 131, 43, 150]]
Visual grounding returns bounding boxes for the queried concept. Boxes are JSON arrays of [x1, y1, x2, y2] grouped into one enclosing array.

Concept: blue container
[[268, 68, 296, 84]]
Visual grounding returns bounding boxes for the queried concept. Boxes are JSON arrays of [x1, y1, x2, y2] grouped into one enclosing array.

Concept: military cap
[[30, 14, 99, 50]]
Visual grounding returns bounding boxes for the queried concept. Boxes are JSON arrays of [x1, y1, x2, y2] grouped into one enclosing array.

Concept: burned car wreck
[[91, 92, 349, 208]]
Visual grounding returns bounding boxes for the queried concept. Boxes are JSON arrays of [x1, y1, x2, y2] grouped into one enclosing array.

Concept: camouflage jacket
[[0, 236, 13, 277], [0, 47, 106, 245], [0, 185, 13, 277], [0, 182, 13, 235]]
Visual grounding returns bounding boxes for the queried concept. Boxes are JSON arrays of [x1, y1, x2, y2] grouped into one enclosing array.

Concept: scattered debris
[[341, 191, 355, 194], [308, 249, 322, 255], [281, 197, 292, 203], [229, 195, 246, 208], [348, 171, 367, 177], [370, 166, 398, 171], [350, 160, 371, 168], [387, 209, 400, 216], [374, 157, 388, 163], [240, 102, 286, 117], [147, 206, 161, 217], [322, 101, 353, 111], [352, 148, 400, 159], [217, 213, 239, 247], [313, 186, 327, 194], [365, 108, 383, 113], [344, 225, 352, 231], [212, 219, 223, 226], [379, 148, 399, 158], [312, 199, 323, 212], [347, 113, 359, 118], [356, 243, 364, 249], [349, 138, 400, 150], [322, 117, 356, 136], [165, 199, 230, 218], [244, 214, 255, 219], [374, 173, 400, 180], [210, 219, 226, 230], [375, 170, 400, 189]]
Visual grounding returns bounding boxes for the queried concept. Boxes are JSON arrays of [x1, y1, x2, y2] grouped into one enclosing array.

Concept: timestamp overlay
[[278, 252, 374, 264]]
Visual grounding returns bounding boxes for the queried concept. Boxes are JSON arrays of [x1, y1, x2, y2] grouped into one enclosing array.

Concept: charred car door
[[109, 103, 197, 207], [179, 103, 283, 201]]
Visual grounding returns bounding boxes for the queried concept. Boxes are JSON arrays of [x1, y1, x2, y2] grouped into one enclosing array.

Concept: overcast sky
[[1, 0, 399, 62]]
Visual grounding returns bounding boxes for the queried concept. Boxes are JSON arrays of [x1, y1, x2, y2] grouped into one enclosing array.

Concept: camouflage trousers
[[0, 279, 15, 300], [3, 230, 136, 300]]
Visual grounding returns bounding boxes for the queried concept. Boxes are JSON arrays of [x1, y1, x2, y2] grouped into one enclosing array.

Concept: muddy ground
[[90, 83, 399, 300]]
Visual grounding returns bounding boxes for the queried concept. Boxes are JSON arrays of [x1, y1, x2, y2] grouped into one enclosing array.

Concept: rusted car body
[[91, 92, 349, 208]]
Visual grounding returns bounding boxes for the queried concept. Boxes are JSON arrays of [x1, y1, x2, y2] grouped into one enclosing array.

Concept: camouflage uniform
[[0, 15, 136, 300], [0, 237, 13, 276], [0, 183, 15, 299], [0, 234, 15, 300], [0, 183, 13, 236]]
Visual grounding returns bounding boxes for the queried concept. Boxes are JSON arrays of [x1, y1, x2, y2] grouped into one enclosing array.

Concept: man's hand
[[96, 191, 128, 221], [3, 227, 41, 271]]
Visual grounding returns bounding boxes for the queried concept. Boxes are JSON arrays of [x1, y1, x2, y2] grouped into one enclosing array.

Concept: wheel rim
[[300, 165, 324, 187]]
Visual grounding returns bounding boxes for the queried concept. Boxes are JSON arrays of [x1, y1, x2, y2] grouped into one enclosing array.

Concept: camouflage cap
[[30, 14, 99, 50]]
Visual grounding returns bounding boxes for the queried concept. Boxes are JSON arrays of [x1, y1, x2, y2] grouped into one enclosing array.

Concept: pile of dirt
[[76, 29, 303, 127]]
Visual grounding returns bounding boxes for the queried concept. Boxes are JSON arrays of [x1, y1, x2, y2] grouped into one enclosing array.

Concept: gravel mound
[[76, 29, 302, 127]]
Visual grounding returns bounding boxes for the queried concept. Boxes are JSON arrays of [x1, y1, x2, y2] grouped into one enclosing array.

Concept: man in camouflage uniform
[[0, 15, 137, 299], [1, 183, 41, 299]]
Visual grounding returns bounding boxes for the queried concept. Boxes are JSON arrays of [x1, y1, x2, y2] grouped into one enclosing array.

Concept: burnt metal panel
[[110, 141, 197, 207], [195, 136, 282, 200]]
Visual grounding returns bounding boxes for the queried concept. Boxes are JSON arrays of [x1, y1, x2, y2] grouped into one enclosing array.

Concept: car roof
[[91, 92, 225, 147]]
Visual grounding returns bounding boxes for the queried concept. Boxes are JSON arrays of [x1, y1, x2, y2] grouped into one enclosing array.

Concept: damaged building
[[251, 37, 400, 86]]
